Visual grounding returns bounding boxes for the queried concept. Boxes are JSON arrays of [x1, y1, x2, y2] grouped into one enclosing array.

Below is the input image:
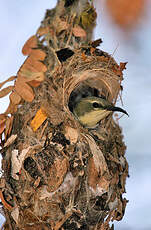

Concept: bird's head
[[73, 96, 128, 128]]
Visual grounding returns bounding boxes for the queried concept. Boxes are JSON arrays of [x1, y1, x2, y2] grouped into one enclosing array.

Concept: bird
[[73, 96, 128, 128]]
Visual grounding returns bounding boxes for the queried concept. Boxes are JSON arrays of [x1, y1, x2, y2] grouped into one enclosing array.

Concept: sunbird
[[73, 96, 128, 128]]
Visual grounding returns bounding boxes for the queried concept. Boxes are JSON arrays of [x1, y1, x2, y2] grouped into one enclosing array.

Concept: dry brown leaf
[[5, 116, 13, 137], [9, 91, 22, 105], [15, 78, 35, 102], [65, 126, 78, 144], [30, 49, 46, 61], [0, 114, 6, 122], [0, 86, 14, 98], [85, 134, 109, 173], [4, 134, 17, 147], [24, 70, 45, 87], [20, 56, 47, 73], [37, 26, 49, 36], [72, 25, 87, 38], [28, 79, 42, 88], [84, 134, 110, 195], [11, 147, 30, 180], [0, 76, 16, 89], [0, 119, 5, 135], [4, 101, 18, 114], [22, 35, 37, 55], [11, 206, 19, 224], [47, 157, 69, 192]]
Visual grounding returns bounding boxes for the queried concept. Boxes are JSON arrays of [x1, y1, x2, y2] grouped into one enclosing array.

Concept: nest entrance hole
[[68, 83, 108, 113]]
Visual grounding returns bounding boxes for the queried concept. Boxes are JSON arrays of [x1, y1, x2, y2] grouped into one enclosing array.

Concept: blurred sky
[[0, 1, 151, 229]]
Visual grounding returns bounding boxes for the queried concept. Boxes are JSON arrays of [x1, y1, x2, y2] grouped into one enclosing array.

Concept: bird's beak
[[106, 105, 129, 116]]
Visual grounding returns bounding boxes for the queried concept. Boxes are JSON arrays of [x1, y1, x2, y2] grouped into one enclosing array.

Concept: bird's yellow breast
[[78, 110, 111, 128]]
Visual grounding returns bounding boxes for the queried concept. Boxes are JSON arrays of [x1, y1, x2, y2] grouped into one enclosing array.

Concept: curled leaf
[[22, 35, 37, 56]]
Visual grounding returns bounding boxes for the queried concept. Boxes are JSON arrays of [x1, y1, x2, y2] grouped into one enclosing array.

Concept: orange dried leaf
[[30, 49, 46, 61], [0, 86, 14, 98], [72, 25, 87, 38], [0, 76, 16, 89], [22, 35, 37, 56], [15, 78, 34, 102], [30, 108, 47, 132]]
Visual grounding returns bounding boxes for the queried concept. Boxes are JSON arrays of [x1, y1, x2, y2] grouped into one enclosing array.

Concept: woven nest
[[0, 2, 128, 230], [0, 46, 128, 230]]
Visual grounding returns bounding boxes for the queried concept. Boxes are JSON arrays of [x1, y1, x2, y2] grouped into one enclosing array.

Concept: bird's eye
[[92, 102, 100, 108]]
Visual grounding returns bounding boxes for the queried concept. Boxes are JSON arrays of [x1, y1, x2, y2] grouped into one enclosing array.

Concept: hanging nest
[[0, 1, 128, 230]]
